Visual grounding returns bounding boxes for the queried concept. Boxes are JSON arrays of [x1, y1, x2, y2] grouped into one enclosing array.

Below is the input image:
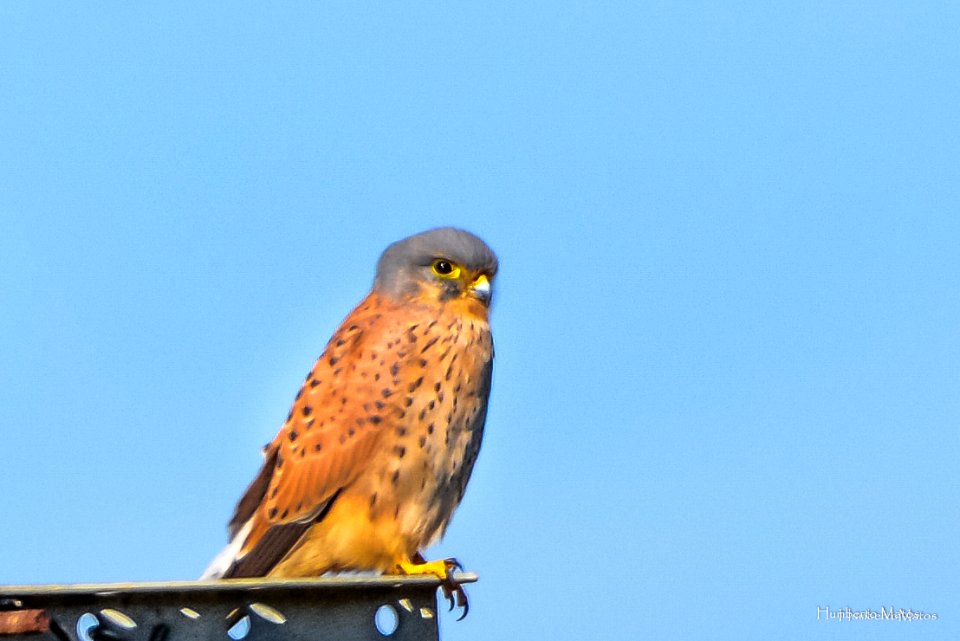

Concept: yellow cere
[[470, 273, 490, 289]]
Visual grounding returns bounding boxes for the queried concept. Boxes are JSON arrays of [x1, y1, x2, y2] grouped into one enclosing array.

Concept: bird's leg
[[397, 552, 469, 620]]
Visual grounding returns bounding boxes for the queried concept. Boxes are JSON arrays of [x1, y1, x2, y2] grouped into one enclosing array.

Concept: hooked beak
[[469, 273, 492, 304]]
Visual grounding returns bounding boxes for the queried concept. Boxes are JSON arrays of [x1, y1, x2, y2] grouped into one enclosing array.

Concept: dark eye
[[431, 259, 461, 279]]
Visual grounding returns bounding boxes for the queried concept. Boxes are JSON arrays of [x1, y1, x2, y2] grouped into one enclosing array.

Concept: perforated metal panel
[[0, 575, 476, 641]]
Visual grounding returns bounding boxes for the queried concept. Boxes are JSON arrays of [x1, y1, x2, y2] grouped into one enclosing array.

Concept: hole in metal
[[226, 614, 251, 640], [100, 609, 137, 629], [249, 603, 286, 624], [76, 613, 98, 641], [374, 604, 399, 636]]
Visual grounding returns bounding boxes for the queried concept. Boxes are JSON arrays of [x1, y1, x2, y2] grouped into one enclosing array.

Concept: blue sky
[[1, 2, 958, 640]]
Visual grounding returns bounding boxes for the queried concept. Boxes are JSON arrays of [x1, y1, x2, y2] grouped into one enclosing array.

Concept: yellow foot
[[397, 555, 469, 620]]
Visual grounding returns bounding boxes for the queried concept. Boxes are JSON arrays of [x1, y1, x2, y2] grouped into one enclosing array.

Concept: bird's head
[[374, 227, 498, 315]]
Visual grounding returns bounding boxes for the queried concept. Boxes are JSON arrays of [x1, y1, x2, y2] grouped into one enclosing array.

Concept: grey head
[[374, 227, 498, 305]]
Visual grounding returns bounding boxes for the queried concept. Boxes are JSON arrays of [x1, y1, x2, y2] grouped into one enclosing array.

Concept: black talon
[[443, 557, 463, 575], [439, 558, 469, 619], [454, 586, 469, 621]]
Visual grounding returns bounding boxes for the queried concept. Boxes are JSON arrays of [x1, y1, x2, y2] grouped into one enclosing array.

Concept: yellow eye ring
[[431, 258, 461, 279]]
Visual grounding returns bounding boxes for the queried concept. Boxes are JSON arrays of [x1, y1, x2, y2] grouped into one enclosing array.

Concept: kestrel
[[203, 227, 497, 616]]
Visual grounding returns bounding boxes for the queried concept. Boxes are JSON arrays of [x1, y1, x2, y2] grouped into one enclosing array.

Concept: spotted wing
[[225, 296, 402, 577]]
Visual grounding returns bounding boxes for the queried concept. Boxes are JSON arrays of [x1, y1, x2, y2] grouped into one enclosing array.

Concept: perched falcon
[[203, 227, 497, 614]]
